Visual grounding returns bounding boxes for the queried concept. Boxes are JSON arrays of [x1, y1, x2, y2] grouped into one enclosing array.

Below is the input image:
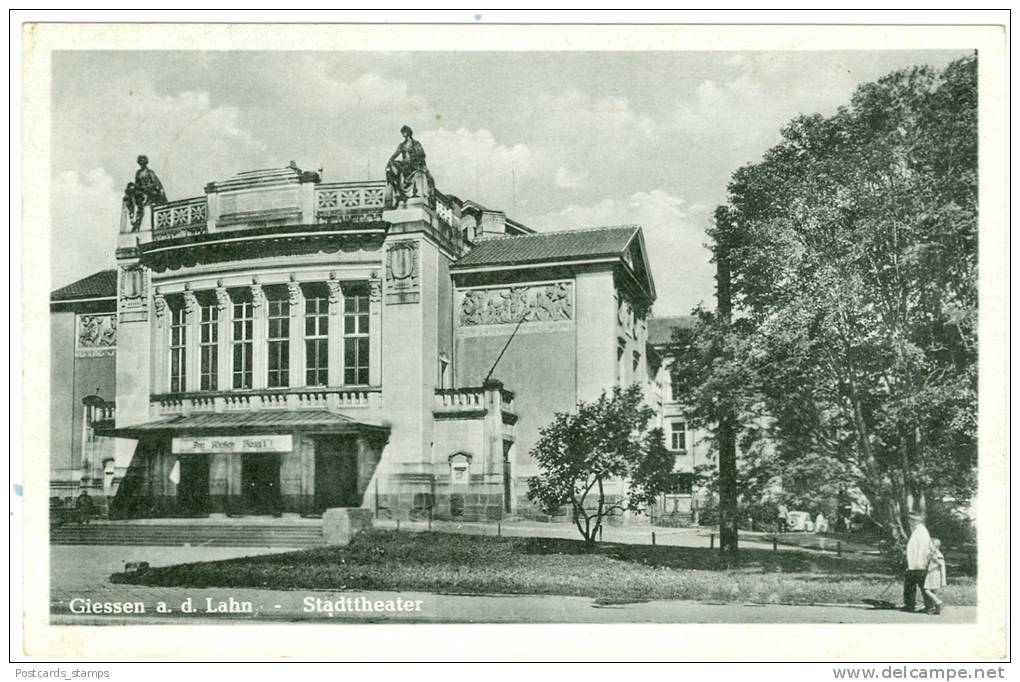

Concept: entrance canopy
[[99, 410, 390, 440]]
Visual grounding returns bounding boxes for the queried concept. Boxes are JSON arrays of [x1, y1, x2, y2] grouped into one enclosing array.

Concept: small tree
[[526, 384, 674, 547]]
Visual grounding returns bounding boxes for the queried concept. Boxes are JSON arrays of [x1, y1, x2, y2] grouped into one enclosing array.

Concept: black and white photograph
[[14, 15, 1009, 665]]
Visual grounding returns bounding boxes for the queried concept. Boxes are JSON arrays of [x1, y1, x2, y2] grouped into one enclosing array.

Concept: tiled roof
[[647, 315, 697, 346], [51, 269, 118, 301], [100, 409, 389, 438], [452, 225, 639, 269]]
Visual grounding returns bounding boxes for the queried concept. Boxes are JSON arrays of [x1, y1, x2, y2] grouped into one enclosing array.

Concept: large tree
[[527, 384, 674, 547], [672, 54, 977, 543]]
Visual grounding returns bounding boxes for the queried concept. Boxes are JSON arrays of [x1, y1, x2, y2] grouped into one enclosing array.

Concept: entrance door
[[315, 437, 359, 513], [241, 453, 281, 515], [177, 454, 209, 516]]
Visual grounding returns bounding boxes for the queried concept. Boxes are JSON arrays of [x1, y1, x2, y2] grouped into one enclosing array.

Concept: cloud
[[51, 70, 273, 287], [530, 190, 716, 315], [418, 127, 535, 209], [553, 166, 585, 189], [54, 71, 266, 202], [51, 169, 120, 288], [263, 59, 431, 119]]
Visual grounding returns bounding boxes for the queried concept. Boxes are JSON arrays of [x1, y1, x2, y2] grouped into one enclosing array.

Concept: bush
[[698, 497, 719, 526], [925, 502, 976, 548]]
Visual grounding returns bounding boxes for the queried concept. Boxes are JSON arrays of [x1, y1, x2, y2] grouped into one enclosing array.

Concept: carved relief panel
[[385, 240, 420, 304], [458, 282, 573, 327], [118, 264, 149, 322], [76, 313, 117, 357]]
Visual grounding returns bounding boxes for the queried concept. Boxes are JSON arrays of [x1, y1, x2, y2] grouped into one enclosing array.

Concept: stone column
[[250, 281, 268, 390], [356, 434, 382, 505], [183, 287, 201, 393], [300, 435, 316, 515], [228, 452, 243, 515], [209, 451, 231, 514], [327, 275, 343, 387], [279, 439, 303, 514], [368, 273, 382, 386], [287, 278, 304, 388], [215, 283, 232, 393]]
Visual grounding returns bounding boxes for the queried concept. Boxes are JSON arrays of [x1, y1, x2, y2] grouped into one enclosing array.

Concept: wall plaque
[[172, 435, 294, 454]]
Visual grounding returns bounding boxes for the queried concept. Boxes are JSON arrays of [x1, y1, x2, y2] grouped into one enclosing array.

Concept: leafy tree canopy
[[527, 384, 673, 546], [671, 54, 977, 542]]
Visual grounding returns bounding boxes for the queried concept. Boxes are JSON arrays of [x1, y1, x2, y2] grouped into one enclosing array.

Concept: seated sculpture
[[124, 154, 167, 231], [386, 126, 434, 208]]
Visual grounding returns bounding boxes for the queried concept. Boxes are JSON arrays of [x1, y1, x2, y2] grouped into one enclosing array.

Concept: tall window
[[670, 421, 687, 452], [169, 306, 187, 393], [199, 303, 218, 391], [305, 287, 329, 386], [670, 375, 682, 402], [232, 297, 254, 389], [344, 290, 369, 385], [267, 297, 290, 388]]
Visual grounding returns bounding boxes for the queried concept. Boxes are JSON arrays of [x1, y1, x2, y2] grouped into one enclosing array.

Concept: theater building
[[50, 160, 661, 522]]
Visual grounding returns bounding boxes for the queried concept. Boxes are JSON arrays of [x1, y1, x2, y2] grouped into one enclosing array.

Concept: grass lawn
[[110, 530, 976, 607]]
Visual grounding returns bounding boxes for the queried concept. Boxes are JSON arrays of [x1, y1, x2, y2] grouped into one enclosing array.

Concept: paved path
[[372, 518, 859, 554], [50, 545, 972, 625]]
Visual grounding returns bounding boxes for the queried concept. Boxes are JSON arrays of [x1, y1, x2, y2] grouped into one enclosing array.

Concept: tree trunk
[[718, 413, 739, 556], [716, 238, 739, 557]]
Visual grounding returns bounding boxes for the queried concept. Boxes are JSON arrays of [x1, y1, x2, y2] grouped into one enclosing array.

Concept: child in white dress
[[924, 537, 947, 615]]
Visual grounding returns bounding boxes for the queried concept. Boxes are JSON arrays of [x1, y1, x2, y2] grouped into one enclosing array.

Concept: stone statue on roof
[[134, 154, 167, 206], [122, 182, 145, 231], [386, 125, 434, 208], [124, 154, 167, 231]]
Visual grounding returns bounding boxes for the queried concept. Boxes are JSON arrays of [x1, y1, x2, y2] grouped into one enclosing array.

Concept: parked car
[[786, 510, 815, 532]]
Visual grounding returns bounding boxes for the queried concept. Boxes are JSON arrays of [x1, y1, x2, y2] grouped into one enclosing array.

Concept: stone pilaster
[[287, 277, 305, 388], [215, 282, 232, 393], [250, 280, 268, 390], [368, 272, 382, 386], [114, 250, 153, 473], [151, 289, 168, 396], [327, 274, 343, 387], [183, 286, 201, 393]]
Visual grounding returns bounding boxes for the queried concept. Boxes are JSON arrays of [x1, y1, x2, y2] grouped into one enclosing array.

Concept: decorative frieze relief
[[368, 272, 382, 304], [327, 274, 343, 315], [287, 276, 303, 307], [249, 281, 267, 309], [76, 313, 117, 357], [215, 281, 231, 311], [152, 291, 167, 326], [459, 282, 573, 327], [182, 287, 200, 318]]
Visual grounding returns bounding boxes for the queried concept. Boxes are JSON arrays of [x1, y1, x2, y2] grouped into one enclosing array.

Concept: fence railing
[[151, 387, 381, 415], [152, 197, 208, 239], [315, 181, 387, 224]]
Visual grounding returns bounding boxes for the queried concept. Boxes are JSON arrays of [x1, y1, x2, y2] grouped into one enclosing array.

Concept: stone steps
[[49, 523, 325, 548]]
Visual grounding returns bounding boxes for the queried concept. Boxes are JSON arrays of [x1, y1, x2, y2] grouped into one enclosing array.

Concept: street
[[49, 545, 974, 625]]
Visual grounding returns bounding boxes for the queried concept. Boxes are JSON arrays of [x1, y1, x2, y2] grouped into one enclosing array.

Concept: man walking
[[903, 511, 936, 613], [776, 502, 789, 533]]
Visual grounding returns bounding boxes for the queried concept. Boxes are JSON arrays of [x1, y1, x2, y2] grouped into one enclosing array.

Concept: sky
[[50, 49, 968, 315]]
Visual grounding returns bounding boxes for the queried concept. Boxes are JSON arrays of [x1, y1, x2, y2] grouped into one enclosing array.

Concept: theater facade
[[50, 159, 663, 522]]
